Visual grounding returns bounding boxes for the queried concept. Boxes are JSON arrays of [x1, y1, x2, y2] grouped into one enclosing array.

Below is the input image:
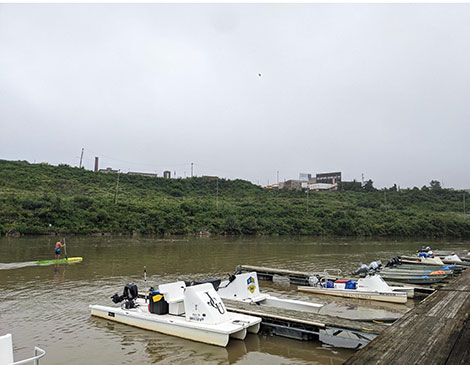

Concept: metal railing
[[12, 346, 46, 365]]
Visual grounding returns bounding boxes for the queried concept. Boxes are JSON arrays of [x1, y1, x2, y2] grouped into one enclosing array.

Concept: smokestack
[[94, 157, 99, 172]]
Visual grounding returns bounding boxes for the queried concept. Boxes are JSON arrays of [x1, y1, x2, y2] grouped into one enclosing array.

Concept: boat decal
[[108, 312, 115, 317], [247, 276, 256, 293]]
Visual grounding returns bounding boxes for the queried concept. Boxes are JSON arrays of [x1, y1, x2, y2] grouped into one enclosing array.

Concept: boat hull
[[382, 276, 446, 284], [89, 303, 260, 347], [297, 287, 407, 304]]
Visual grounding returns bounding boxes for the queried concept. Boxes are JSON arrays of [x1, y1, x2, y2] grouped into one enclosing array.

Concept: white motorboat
[[298, 275, 409, 304], [90, 281, 261, 347], [217, 272, 323, 312], [0, 333, 46, 365]]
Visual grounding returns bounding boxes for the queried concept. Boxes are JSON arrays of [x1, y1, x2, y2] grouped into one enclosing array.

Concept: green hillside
[[1, 159, 469, 237]]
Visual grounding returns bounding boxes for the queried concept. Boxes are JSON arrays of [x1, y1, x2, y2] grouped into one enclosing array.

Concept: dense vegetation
[[1, 159, 469, 237]]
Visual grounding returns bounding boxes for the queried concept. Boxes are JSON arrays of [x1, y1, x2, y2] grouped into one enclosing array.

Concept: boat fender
[[345, 280, 357, 290], [323, 281, 335, 289]]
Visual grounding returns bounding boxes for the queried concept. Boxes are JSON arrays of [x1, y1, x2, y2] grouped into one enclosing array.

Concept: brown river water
[[1, 236, 468, 364]]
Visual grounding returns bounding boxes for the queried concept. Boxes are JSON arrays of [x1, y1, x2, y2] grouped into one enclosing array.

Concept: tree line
[[0, 159, 469, 237]]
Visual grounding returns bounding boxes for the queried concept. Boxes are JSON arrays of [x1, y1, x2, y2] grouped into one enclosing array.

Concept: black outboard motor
[[385, 256, 401, 267], [111, 283, 139, 309]]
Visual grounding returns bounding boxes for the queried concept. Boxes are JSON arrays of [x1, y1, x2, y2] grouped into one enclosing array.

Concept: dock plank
[[223, 299, 385, 335], [344, 268, 470, 364]]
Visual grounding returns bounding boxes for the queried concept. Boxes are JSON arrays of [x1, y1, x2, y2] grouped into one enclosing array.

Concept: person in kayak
[[55, 239, 65, 259]]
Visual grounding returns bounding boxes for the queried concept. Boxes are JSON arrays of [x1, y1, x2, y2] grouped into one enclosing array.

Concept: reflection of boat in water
[[135, 322, 352, 364], [90, 281, 261, 347], [318, 327, 376, 349], [298, 275, 409, 304], [0, 333, 46, 364]]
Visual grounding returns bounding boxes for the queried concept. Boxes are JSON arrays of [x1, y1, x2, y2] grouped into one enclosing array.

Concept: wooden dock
[[236, 264, 340, 285], [223, 298, 386, 335], [344, 267, 470, 364]]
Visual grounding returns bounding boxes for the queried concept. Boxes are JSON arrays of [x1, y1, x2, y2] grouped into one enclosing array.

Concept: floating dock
[[344, 267, 470, 364], [223, 298, 386, 348], [236, 264, 336, 285]]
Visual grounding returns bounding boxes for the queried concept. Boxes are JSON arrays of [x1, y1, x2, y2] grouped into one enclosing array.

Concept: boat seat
[[158, 281, 186, 303]]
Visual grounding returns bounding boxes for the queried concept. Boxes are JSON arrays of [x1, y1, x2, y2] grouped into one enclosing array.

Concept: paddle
[[63, 237, 68, 260]]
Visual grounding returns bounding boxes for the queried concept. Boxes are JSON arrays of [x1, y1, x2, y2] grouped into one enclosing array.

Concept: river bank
[[2, 159, 470, 238]]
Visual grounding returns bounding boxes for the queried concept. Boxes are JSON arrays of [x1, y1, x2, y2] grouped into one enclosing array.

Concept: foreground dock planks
[[344, 268, 470, 364]]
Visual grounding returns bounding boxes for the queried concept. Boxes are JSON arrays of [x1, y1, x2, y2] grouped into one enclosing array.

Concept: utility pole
[[216, 178, 219, 209], [79, 148, 84, 168], [361, 173, 364, 187], [306, 187, 309, 213], [384, 190, 387, 211], [191, 163, 194, 178], [464, 193, 466, 215], [277, 171, 279, 185], [114, 170, 120, 205]]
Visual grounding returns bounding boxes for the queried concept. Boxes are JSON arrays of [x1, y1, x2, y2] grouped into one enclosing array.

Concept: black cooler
[[148, 291, 169, 315]]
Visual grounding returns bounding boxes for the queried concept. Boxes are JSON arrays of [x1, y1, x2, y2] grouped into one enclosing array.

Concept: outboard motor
[[308, 275, 320, 286], [386, 256, 401, 267], [111, 283, 139, 309], [353, 264, 369, 276]]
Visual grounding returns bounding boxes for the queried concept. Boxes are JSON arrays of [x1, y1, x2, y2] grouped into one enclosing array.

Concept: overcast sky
[[1, 4, 469, 188]]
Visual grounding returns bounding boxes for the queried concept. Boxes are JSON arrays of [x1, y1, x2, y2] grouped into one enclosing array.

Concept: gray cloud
[[1, 4, 469, 188]]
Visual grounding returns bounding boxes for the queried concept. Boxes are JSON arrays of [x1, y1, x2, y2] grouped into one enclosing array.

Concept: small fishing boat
[[0, 333, 46, 365], [402, 253, 469, 267], [384, 257, 463, 274], [382, 266, 454, 275], [400, 255, 445, 266], [90, 281, 261, 347], [217, 272, 323, 312], [298, 275, 408, 304], [382, 274, 447, 285], [441, 254, 470, 266], [35, 257, 83, 265]]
